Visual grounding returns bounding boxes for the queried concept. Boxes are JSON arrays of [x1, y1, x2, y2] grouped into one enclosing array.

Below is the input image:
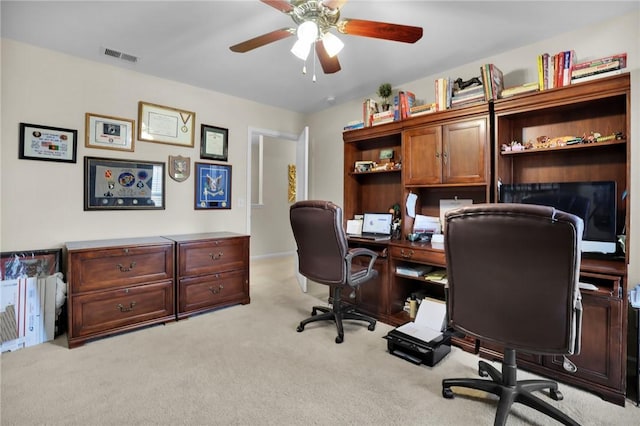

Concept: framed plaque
[[200, 124, 228, 161], [84, 156, 165, 210], [194, 162, 231, 210], [85, 113, 135, 151], [19, 123, 77, 163], [138, 101, 195, 147]]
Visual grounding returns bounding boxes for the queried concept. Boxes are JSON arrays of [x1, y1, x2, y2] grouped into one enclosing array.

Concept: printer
[[383, 298, 451, 367]]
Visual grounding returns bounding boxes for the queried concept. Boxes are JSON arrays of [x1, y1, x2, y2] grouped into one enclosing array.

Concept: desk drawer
[[389, 245, 446, 266], [179, 269, 248, 314], [70, 280, 174, 337], [178, 237, 247, 276], [70, 244, 173, 293]]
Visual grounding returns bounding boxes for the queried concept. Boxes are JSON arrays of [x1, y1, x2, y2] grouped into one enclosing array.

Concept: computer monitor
[[362, 213, 393, 235]]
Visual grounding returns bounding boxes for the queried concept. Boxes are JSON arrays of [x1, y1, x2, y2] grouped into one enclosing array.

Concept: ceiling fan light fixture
[[291, 39, 312, 60], [297, 20, 318, 44], [322, 32, 344, 57]]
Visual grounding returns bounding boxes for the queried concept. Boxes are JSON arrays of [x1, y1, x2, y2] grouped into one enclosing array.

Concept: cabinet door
[[543, 292, 623, 390], [403, 126, 442, 185], [442, 118, 487, 184]]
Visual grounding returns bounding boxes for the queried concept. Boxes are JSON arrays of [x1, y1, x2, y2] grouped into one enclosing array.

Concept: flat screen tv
[[499, 181, 617, 254]]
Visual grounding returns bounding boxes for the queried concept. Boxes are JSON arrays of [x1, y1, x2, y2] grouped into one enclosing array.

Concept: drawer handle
[[209, 284, 224, 294], [117, 302, 136, 312], [117, 262, 136, 272], [209, 252, 224, 261], [400, 249, 414, 259]]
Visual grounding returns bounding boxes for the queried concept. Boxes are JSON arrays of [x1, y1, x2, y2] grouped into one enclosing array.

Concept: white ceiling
[[2, 1, 638, 114]]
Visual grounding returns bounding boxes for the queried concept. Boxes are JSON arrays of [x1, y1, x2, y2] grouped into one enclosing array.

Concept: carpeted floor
[[1, 255, 637, 425]]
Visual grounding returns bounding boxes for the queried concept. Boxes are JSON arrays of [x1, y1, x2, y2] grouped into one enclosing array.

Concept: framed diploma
[[19, 123, 77, 163], [138, 101, 195, 147], [194, 162, 232, 210], [200, 124, 228, 161], [84, 156, 165, 210], [85, 113, 135, 151]]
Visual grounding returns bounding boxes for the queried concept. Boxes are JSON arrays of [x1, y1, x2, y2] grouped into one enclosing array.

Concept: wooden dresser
[[65, 236, 175, 349], [163, 232, 250, 319]]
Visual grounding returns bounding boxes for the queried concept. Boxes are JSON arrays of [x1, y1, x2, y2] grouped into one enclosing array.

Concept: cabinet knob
[[435, 152, 441, 158], [116, 262, 136, 272], [209, 284, 224, 294], [116, 302, 136, 312], [209, 252, 224, 261]]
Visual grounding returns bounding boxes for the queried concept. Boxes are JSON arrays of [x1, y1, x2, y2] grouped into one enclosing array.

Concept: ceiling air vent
[[102, 47, 139, 64]]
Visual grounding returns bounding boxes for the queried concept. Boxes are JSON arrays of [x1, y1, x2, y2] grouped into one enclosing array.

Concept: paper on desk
[[406, 192, 418, 218], [396, 298, 447, 343], [413, 214, 441, 234]]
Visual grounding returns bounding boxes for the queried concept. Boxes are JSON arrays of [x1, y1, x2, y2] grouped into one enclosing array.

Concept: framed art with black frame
[[194, 162, 231, 209], [84, 156, 165, 210], [200, 124, 228, 161], [19, 122, 77, 163]]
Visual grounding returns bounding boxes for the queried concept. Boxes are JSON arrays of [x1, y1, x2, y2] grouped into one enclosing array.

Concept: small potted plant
[[377, 83, 392, 111]]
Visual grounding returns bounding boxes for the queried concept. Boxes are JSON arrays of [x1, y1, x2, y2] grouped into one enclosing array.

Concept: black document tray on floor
[[384, 328, 451, 366]]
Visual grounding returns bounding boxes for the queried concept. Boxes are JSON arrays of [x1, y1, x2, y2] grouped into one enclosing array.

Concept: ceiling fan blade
[[338, 18, 423, 43], [230, 28, 295, 53], [322, 0, 348, 10], [260, 0, 294, 14], [316, 41, 341, 74]]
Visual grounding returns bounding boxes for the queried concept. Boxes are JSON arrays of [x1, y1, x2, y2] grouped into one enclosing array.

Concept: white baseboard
[[250, 251, 295, 261]]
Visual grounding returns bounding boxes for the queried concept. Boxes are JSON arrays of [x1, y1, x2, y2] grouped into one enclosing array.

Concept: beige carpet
[[1, 255, 637, 425]]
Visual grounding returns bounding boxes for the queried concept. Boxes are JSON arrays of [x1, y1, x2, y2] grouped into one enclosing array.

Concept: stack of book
[[537, 52, 555, 90], [451, 83, 485, 107], [434, 77, 452, 111], [371, 110, 395, 126], [343, 120, 364, 131], [551, 50, 576, 88], [480, 64, 504, 100], [410, 103, 437, 117], [501, 81, 539, 98], [571, 53, 627, 84]]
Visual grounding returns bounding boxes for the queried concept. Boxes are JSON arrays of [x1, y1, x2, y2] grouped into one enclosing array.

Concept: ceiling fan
[[229, 0, 423, 75]]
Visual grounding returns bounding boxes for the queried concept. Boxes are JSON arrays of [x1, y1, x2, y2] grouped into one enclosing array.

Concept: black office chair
[[441, 203, 583, 426], [289, 200, 378, 343]]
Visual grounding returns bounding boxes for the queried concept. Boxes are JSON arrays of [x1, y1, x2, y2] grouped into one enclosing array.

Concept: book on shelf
[[572, 52, 626, 71], [410, 103, 437, 117], [571, 59, 623, 78], [500, 81, 539, 98], [480, 63, 503, 100], [362, 98, 378, 127], [371, 110, 395, 126], [571, 68, 625, 84], [434, 78, 449, 111], [344, 120, 364, 131], [451, 92, 485, 107], [452, 83, 484, 98], [396, 264, 433, 277], [394, 90, 416, 120]]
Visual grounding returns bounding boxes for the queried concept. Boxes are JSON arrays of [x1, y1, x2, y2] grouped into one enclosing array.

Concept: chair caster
[[368, 323, 376, 331], [550, 388, 564, 401], [335, 335, 344, 344], [442, 387, 455, 399], [296, 325, 304, 332]]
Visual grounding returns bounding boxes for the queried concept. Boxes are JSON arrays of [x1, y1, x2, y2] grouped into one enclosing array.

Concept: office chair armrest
[[345, 248, 378, 287]]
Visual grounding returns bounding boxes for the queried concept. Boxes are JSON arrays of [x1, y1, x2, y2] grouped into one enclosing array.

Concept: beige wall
[[308, 10, 639, 286], [1, 39, 304, 251]]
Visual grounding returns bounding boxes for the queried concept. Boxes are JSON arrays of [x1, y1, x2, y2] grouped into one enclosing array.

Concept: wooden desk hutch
[[342, 73, 631, 406]]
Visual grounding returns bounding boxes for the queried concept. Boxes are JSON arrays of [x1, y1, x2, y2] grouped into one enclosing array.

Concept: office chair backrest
[[290, 200, 348, 285], [445, 203, 583, 355]]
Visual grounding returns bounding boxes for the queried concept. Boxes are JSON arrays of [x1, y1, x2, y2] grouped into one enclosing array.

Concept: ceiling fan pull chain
[[312, 49, 317, 82]]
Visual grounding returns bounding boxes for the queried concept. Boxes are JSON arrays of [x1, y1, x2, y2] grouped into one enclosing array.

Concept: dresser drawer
[[389, 245, 446, 266], [70, 280, 174, 338], [178, 269, 248, 315], [69, 244, 173, 293], [178, 237, 247, 276]]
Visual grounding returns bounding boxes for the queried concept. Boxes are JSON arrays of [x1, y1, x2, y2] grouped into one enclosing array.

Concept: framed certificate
[[19, 123, 77, 163], [85, 113, 135, 151], [200, 124, 228, 161], [138, 101, 195, 147]]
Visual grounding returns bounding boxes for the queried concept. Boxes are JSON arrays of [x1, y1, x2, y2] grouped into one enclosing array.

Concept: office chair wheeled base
[[296, 287, 376, 344], [442, 349, 580, 426]]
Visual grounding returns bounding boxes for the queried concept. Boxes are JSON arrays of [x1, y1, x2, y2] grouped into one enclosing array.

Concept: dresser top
[[161, 231, 248, 243], [66, 236, 172, 251]]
